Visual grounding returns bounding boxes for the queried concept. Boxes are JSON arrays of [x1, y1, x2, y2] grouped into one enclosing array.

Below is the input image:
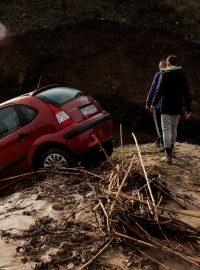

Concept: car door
[[0, 105, 34, 178]]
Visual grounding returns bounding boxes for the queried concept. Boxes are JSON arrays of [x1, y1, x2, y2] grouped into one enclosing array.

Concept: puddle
[[0, 189, 93, 269], [0, 192, 70, 269], [0, 239, 34, 270]]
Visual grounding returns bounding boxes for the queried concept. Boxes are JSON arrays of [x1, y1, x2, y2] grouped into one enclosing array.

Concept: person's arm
[[146, 72, 160, 109], [182, 74, 192, 118], [151, 73, 164, 109]]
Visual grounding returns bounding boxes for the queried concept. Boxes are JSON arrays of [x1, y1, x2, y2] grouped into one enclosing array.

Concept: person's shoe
[[154, 137, 161, 148], [158, 144, 165, 152], [161, 156, 172, 164], [161, 147, 172, 164], [171, 144, 175, 157]]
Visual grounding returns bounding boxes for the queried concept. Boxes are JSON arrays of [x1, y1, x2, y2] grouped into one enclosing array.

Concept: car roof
[[0, 85, 68, 107]]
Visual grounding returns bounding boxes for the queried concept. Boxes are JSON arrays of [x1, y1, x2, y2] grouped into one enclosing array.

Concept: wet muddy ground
[[0, 142, 200, 270]]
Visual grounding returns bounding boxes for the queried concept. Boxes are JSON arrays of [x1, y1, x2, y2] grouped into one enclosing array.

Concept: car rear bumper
[[62, 112, 114, 155], [63, 113, 112, 139]]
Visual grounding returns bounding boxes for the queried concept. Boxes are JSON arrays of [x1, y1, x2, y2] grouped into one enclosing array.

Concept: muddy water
[[0, 190, 88, 269], [0, 239, 34, 270]]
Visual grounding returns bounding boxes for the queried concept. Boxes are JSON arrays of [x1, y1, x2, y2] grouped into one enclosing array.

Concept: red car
[[0, 85, 114, 179]]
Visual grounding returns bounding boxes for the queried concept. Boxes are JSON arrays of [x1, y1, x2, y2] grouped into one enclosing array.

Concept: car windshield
[[35, 87, 85, 107]]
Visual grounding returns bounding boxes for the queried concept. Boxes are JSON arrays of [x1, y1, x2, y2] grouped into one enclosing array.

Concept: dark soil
[[0, 1, 200, 143]]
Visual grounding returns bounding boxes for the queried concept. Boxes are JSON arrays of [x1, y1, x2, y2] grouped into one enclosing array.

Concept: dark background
[[0, 0, 200, 145]]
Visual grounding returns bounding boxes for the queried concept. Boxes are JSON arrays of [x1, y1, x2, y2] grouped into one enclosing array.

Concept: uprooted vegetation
[[0, 142, 200, 270]]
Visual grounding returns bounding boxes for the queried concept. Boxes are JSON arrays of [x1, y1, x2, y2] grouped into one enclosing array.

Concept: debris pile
[[1, 139, 200, 269], [91, 139, 200, 269]]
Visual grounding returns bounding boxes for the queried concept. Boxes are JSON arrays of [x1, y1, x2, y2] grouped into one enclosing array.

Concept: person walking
[[146, 59, 167, 149], [151, 55, 192, 163]]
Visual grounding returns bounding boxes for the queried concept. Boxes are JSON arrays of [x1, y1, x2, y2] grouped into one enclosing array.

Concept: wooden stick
[[135, 222, 151, 238], [154, 179, 200, 210], [115, 231, 155, 247], [78, 238, 114, 270], [108, 174, 117, 192], [148, 168, 200, 195], [155, 196, 163, 211], [93, 202, 100, 211], [92, 134, 115, 168], [99, 199, 110, 232], [159, 207, 200, 218], [153, 182, 187, 209], [109, 190, 200, 219], [50, 167, 105, 180], [132, 132, 158, 221], [120, 124, 123, 148], [137, 249, 172, 270], [115, 232, 200, 266], [109, 154, 135, 215], [0, 170, 45, 183], [61, 202, 79, 226], [108, 171, 115, 192]]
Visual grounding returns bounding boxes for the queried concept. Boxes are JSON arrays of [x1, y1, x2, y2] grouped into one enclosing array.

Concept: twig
[[153, 182, 187, 209], [0, 170, 45, 183], [109, 154, 135, 215], [115, 231, 200, 266], [92, 134, 115, 168], [149, 168, 200, 195], [99, 199, 110, 232], [61, 202, 79, 226], [78, 238, 114, 270], [109, 190, 200, 219], [155, 195, 163, 211], [120, 124, 123, 148], [108, 171, 115, 192], [137, 249, 172, 270], [154, 179, 200, 210], [159, 207, 200, 218], [132, 132, 158, 221], [45, 167, 105, 180], [115, 231, 154, 247]]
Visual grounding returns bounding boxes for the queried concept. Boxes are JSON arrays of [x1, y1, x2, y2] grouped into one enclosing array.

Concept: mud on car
[[0, 85, 114, 179]]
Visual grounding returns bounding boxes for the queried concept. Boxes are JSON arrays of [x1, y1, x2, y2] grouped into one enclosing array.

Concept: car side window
[[0, 106, 22, 139], [18, 105, 38, 124]]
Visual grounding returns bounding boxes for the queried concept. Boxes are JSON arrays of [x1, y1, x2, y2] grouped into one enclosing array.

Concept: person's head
[[159, 59, 167, 70], [166, 55, 177, 67]]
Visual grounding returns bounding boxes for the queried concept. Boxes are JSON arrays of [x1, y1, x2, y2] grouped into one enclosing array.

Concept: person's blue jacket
[[146, 70, 166, 109]]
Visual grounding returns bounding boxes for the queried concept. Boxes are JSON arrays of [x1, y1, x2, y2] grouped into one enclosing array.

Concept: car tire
[[40, 148, 74, 169]]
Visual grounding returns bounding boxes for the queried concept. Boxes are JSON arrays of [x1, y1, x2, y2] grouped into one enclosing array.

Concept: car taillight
[[47, 103, 74, 128]]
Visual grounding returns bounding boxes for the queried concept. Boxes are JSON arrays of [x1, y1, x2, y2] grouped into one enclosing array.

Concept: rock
[[52, 203, 65, 210], [67, 263, 75, 270], [60, 242, 69, 250]]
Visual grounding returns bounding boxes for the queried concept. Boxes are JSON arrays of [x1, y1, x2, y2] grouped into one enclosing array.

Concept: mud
[[0, 142, 200, 270]]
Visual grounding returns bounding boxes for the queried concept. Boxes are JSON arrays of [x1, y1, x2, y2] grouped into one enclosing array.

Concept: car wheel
[[40, 148, 74, 169]]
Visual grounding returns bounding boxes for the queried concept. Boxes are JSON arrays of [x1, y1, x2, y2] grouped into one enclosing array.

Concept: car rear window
[[34, 87, 85, 107]]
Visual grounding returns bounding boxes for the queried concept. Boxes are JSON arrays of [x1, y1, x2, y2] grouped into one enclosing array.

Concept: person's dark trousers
[[153, 108, 163, 146]]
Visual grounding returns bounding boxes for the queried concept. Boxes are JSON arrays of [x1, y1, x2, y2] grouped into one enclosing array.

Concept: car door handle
[[17, 133, 28, 141]]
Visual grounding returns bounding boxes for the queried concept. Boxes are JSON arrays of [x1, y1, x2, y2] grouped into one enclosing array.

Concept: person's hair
[[167, 55, 177, 66], [159, 59, 167, 69]]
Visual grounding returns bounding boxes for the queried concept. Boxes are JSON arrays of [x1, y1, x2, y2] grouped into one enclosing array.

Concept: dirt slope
[[0, 1, 200, 141]]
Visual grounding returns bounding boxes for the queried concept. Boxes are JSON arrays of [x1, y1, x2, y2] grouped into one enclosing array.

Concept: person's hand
[[150, 105, 155, 113], [185, 112, 192, 119], [145, 104, 150, 110]]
